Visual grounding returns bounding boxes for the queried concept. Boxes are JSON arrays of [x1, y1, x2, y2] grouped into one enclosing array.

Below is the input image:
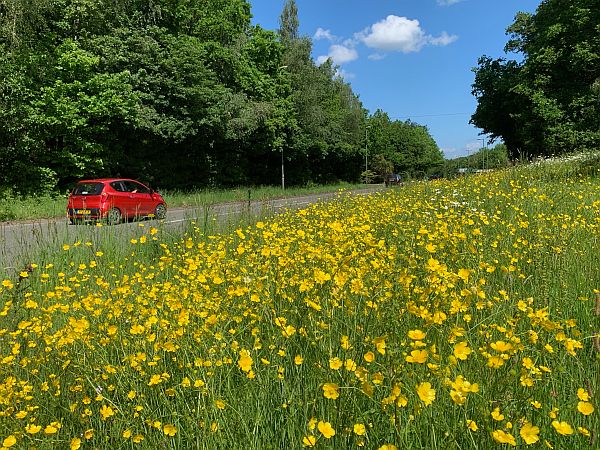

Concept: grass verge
[[0, 153, 599, 449]]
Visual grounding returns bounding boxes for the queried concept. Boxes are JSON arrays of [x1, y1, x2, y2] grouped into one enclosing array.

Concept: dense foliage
[[0, 0, 443, 194], [471, 0, 600, 159]]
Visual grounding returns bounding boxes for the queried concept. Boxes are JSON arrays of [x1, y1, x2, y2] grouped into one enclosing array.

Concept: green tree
[[472, 0, 600, 158], [367, 111, 443, 178], [470, 56, 531, 159], [279, 0, 299, 45], [26, 40, 138, 188], [0, 0, 442, 194], [276, 0, 365, 185]]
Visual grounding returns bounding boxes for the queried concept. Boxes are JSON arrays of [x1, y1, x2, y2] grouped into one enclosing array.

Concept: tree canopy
[[471, 0, 600, 159], [0, 0, 444, 194]]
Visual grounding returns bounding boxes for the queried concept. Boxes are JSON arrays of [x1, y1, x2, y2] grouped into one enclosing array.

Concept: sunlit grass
[[0, 153, 599, 449]]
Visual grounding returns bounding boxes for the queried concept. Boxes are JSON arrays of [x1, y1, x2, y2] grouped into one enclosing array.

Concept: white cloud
[[336, 68, 355, 80], [357, 15, 457, 53], [437, 0, 464, 5], [317, 44, 359, 66], [465, 141, 481, 153], [313, 27, 336, 41], [368, 53, 386, 61], [441, 147, 459, 159], [359, 16, 426, 52], [329, 45, 359, 64], [428, 31, 459, 46], [316, 55, 329, 65], [443, 144, 480, 159]]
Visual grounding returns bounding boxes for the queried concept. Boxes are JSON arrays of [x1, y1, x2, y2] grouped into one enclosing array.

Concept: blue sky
[[250, 0, 541, 159]]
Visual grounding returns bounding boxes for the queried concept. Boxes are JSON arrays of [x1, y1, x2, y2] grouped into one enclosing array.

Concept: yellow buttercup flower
[[551, 420, 574, 435], [353, 423, 366, 436], [373, 336, 386, 355], [577, 401, 594, 415], [329, 357, 343, 370], [453, 341, 472, 360], [491, 430, 516, 446], [302, 435, 317, 447], [458, 268, 470, 281], [519, 421, 540, 445], [70, 437, 82, 450], [490, 340, 512, 352], [578, 427, 590, 437], [487, 355, 505, 368], [322, 383, 339, 400], [340, 335, 353, 350], [408, 329, 426, 340], [44, 422, 61, 434], [99, 405, 115, 420], [25, 424, 42, 434], [577, 388, 590, 401], [491, 407, 504, 421], [416, 382, 436, 406], [163, 424, 177, 436], [345, 359, 357, 371], [238, 349, 253, 373], [317, 421, 335, 439], [405, 349, 428, 364], [2, 435, 16, 448]]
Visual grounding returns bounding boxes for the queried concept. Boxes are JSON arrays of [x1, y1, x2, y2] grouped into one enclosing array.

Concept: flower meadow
[[1, 160, 599, 449]]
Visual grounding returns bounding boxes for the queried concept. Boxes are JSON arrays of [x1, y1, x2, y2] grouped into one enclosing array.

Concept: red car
[[67, 178, 167, 224]]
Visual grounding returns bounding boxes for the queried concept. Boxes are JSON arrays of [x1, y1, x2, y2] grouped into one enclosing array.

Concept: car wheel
[[106, 208, 122, 225], [154, 204, 167, 220]]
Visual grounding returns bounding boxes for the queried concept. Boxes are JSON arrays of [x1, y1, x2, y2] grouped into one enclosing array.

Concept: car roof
[[76, 178, 142, 183]]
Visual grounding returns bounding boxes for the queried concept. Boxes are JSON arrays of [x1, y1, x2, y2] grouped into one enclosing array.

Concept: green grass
[[0, 153, 599, 449]]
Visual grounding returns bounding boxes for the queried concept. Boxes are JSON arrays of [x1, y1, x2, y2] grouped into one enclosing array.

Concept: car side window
[[110, 181, 126, 192], [124, 181, 150, 194]]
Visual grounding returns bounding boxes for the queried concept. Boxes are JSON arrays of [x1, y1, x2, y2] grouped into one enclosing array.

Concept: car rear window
[[72, 182, 104, 195]]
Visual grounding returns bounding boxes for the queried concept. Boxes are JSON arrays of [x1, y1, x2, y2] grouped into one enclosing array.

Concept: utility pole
[[281, 147, 285, 190], [365, 125, 370, 174], [478, 138, 485, 171], [277, 65, 288, 190], [467, 148, 471, 172]]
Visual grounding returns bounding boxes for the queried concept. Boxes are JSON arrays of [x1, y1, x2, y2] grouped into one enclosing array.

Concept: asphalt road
[[0, 186, 384, 277]]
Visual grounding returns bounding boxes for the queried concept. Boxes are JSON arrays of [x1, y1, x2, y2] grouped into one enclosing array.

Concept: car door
[[123, 180, 153, 217], [109, 181, 136, 217]]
